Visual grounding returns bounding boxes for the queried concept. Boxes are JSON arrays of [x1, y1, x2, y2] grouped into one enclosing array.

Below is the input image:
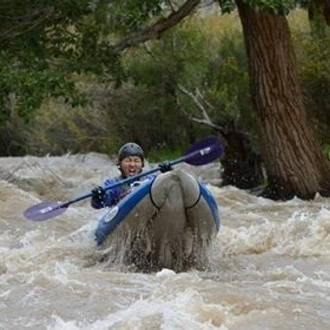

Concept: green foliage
[[203, 32, 253, 126], [248, 0, 297, 14], [0, 0, 130, 154], [218, 0, 303, 15], [5, 7, 257, 157], [0, 52, 86, 122], [293, 24, 330, 144], [93, 22, 215, 153], [21, 13, 244, 156], [218, 0, 236, 14], [82, 15, 254, 156], [103, 0, 164, 34], [0, 1, 125, 123], [0, 0, 192, 155]]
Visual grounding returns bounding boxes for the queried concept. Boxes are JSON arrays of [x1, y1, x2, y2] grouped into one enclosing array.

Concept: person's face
[[119, 156, 143, 177]]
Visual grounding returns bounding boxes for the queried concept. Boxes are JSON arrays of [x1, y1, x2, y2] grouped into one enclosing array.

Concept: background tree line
[[1, 0, 330, 200]]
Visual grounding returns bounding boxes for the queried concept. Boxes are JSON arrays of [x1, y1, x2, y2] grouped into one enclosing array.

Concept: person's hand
[[159, 161, 173, 173], [91, 186, 105, 201]]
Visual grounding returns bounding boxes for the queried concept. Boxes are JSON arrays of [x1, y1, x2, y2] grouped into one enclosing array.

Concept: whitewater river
[[1, 153, 330, 329]]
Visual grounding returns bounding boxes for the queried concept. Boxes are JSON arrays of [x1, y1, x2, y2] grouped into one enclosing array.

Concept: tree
[[0, 1, 123, 154], [234, 0, 330, 200]]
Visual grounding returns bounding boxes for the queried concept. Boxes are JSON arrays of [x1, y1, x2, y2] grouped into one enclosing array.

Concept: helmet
[[117, 142, 145, 163]]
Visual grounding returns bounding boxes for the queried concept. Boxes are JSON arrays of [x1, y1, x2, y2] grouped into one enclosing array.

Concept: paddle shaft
[[23, 136, 222, 221], [56, 147, 210, 209]]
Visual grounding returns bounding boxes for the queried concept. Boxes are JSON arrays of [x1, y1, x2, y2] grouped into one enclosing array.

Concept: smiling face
[[119, 156, 144, 177]]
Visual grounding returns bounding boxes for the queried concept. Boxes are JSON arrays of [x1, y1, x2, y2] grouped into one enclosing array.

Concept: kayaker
[[91, 142, 172, 209]]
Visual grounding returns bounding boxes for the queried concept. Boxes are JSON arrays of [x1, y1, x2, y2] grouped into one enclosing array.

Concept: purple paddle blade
[[24, 201, 68, 221], [184, 136, 223, 166]]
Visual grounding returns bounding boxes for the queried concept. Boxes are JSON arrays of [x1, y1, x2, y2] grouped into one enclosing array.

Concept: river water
[[1, 153, 330, 329]]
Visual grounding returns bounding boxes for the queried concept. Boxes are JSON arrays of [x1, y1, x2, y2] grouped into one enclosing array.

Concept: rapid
[[1, 153, 330, 329]]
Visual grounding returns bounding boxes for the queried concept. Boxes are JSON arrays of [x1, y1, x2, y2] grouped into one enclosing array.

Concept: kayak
[[94, 168, 220, 271]]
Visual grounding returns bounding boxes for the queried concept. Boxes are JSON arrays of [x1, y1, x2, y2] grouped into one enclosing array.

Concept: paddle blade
[[24, 201, 68, 221], [184, 136, 223, 166]]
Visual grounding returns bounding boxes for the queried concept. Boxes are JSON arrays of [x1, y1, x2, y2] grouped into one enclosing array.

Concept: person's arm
[[91, 178, 121, 209]]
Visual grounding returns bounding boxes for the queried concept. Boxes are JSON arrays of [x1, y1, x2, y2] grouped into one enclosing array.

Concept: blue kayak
[[94, 169, 220, 270]]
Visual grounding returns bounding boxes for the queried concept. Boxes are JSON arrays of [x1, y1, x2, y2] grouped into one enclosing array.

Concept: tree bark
[[236, 0, 330, 200]]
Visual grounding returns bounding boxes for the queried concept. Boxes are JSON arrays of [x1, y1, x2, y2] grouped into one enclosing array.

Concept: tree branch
[[177, 84, 225, 136], [114, 0, 201, 52]]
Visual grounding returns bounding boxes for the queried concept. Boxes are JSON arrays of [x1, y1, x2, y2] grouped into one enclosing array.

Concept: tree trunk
[[235, 0, 330, 200], [217, 121, 264, 190]]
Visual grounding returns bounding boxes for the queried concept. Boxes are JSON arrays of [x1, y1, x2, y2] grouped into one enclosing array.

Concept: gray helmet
[[117, 142, 145, 163]]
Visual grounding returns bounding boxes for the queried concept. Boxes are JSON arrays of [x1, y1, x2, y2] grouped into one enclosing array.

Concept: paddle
[[23, 136, 223, 222]]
